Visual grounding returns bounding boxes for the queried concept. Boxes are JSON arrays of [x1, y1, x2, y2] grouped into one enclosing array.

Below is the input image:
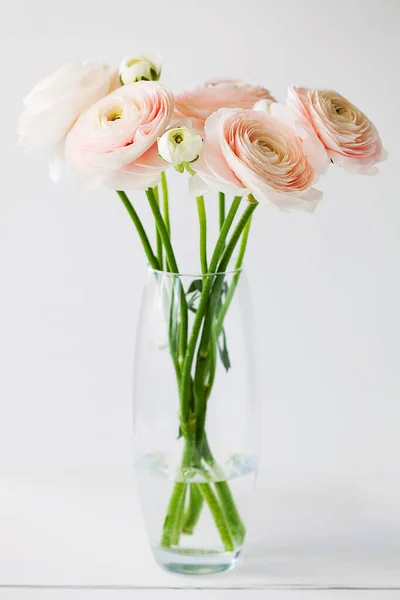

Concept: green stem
[[168, 282, 181, 384], [146, 188, 188, 363], [196, 196, 208, 275], [193, 202, 258, 456], [197, 214, 254, 416], [161, 172, 171, 237], [218, 192, 225, 231], [183, 484, 204, 534], [161, 482, 186, 547], [146, 188, 179, 273], [171, 485, 187, 545], [163, 198, 242, 546], [160, 196, 258, 551], [181, 203, 258, 539], [193, 291, 220, 453], [180, 197, 242, 424], [160, 440, 193, 548], [217, 200, 258, 273], [197, 483, 234, 552], [202, 438, 246, 546], [153, 186, 163, 269], [215, 481, 245, 546], [205, 335, 216, 400], [116, 191, 160, 271], [214, 214, 253, 338]]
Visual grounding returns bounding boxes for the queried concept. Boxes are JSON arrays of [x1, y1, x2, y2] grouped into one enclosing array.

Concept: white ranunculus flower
[[119, 56, 161, 85], [17, 62, 118, 151], [253, 98, 275, 113], [157, 127, 203, 165]]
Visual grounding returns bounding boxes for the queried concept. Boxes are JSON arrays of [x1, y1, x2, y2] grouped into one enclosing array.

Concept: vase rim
[[148, 266, 244, 277]]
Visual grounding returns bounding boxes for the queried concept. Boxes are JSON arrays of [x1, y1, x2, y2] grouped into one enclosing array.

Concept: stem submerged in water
[[197, 483, 234, 552], [183, 485, 204, 534]]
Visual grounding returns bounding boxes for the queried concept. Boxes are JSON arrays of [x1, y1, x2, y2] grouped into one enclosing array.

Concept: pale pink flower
[[175, 79, 275, 125], [191, 108, 322, 212], [254, 97, 331, 176], [17, 62, 119, 151], [64, 82, 174, 190], [287, 86, 386, 174]]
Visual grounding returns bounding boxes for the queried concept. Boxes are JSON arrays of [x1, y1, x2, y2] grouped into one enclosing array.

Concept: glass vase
[[133, 267, 257, 575]]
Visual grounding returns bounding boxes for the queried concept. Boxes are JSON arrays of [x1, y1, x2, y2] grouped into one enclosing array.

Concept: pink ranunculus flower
[[17, 62, 119, 151], [64, 82, 174, 190], [259, 101, 331, 176], [175, 79, 275, 125], [287, 86, 386, 174], [191, 108, 323, 212]]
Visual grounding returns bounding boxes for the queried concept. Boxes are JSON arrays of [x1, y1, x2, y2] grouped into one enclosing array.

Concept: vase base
[[152, 545, 240, 576]]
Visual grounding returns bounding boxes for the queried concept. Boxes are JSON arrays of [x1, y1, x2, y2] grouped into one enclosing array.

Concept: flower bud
[[119, 56, 161, 84], [157, 126, 203, 165], [253, 98, 275, 113]]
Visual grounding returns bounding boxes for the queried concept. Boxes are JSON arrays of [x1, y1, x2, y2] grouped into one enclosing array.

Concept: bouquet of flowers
[[18, 54, 385, 574]]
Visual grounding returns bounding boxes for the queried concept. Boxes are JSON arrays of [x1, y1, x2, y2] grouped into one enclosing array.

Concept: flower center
[[106, 108, 122, 122], [100, 105, 123, 126], [258, 138, 276, 156], [173, 133, 184, 144]]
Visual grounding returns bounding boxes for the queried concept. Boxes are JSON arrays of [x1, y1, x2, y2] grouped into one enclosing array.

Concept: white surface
[[1, 593, 399, 600], [0, 472, 399, 589], [1, 592, 400, 600], [0, 0, 399, 593]]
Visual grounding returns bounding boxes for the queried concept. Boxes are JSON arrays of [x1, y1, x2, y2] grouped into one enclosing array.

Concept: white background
[[0, 0, 399, 594]]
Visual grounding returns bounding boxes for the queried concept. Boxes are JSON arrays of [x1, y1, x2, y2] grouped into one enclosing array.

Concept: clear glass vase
[[133, 267, 257, 575]]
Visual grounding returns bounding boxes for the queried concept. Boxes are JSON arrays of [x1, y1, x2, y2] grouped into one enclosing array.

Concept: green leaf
[[186, 277, 203, 313], [187, 279, 203, 294], [187, 290, 200, 313], [217, 327, 231, 372]]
